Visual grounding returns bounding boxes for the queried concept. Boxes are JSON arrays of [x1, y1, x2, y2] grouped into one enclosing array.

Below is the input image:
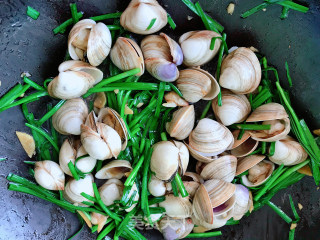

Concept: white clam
[[120, 0, 168, 35], [159, 216, 194, 240], [68, 19, 112, 66], [179, 30, 221, 67], [34, 160, 65, 191], [95, 160, 132, 179], [99, 179, 124, 206], [159, 194, 192, 218], [148, 175, 167, 197]]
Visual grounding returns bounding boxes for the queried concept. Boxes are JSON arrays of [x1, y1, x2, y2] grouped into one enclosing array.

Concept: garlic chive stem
[[0, 91, 48, 113], [26, 6, 40, 20], [231, 123, 271, 131], [268, 160, 310, 190], [70, 3, 79, 24], [25, 123, 59, 152], [91, 225, 98, 233], [53, 12, 83, 34], [146, 18, 157, 30], [81, 192, 97, 203], [195, 2, 218, 33], [23, 77, 45, 91], [266, 201, 292, 224], [289, 228, 296, 240], [241, 3, 269, 18], [37, 100, 66, 126], [115, 208, 138, 237], [226, 219, 240, 225], [168, 82, 183, 97], [288, 195, 300, 221], [107, 25, 122, 30], [155, 82, 166, 118], [254, 164, 285, 201], [90, 12, 122, 21], [24, 161, 36, 165], [175, 173, 189, 197], [185, 231, 223, 238], [0, 83, 23, 107], [200, 100, 212, 119], [273, 0, 309, 13], [167, 14, 176, 30], [68, 161, 80, 181], [124, 155, 145, 187], [216, 33, 227, 106], [129, 98, 157, 129], [148, 196, 165, 205], [92, 182, 122, 221], [0, 157, 7, 162], [97, 221, 116, 240], [0, 84, 31, 109], [261, 142, 267, 154], [269, 141, 276, 156], [171, 178, 179, 197], [160, 132, 168, 141]]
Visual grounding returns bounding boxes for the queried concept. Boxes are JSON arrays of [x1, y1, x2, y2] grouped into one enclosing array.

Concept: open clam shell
[[269, 136, 308, 166], [236, 154, 266, 176], [181, 172, 203, 198], [172, 140, 189, 176], [241, 160, 275, 187], [204, 179, 236, 208], [110, 37, 145, 76], [200, 155, 237, 182], [166, 105, 195, 140], [230, 130, 259, 157], [95, 160, 132, 179]]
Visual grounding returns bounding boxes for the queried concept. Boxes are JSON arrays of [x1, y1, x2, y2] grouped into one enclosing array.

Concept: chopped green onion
[[91, 225, 98, 233], [195, 2, 218, 33], [0, 157, 7, 162], [37, 100, 66, 126], [216, 33, 227, 106], [155, 82, 166, 118], [185, 231, 222, 238], [25, 123, 59, 152], [107, 25, 122, 30], [167, 14, 176, 29], [90, 12, 122, 21], [241, 2, 269, 18], [271, 0, 309, 13], [269, 141, 276, 156], [0, 84, 23, 107], [288, 228, 296, 240], [70, 3, 79, 24], [160, 132, 168, 141], [181, 0, 224, 32], [226, 219, 240, 225], [53, 12, 83, 34], [124, 156, 145, 186], [171, 178, 179, 197], [210, 37, 221, 50], [168, 83, 183, 97], [231, 123, 271, 130], [175, 173, 189, 197], [288, 194, 300, 221], [281, 6, 290, 19], [252, 88, 273, 109], [285, 61, 293, 87], [237, 129, 246, 140], [146, 18, 157, 30], [148, 196, 166, 205], [261, 142, 267, 154], [24, 161, 36, 165], [68, 161, 80, 181], [27, 6, 40, 20], [266, 201, 292, 224], [97, 221, 116, 240], [23, 77, 45, 91], [200, 100, 212, 119]]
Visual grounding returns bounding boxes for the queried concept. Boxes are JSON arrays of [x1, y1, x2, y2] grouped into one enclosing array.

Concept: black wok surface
[[0, 0, 319, 239]]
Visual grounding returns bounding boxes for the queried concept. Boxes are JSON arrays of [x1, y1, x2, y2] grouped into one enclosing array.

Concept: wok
[[0, 0, 319, 239]]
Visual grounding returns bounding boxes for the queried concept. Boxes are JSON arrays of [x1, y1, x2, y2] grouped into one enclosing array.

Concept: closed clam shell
[[233, 184, 250, 220], [179, 30, 221, 67], [186, 143, 219, 163], [236, 155, 266, 176], [141, 33, 182, 82], [95, 160, 132, 179], [110, 37, 144, 76], [59, 138, 77, 176], [204, 179, 236, 208], [230, 130, 259, 157], [241, 160, 275, 187], [269, 136, 308, 166], [97, 108, 128, 150], [219, 47, 261, 94], [246, 103, 290, 142], [159, 194, 192, 218], [200, 155, 237, 182], [87, 22, 112, 66], [212, 90, 251, 126], [166, 105, 195, 140], [99, 179, 124, 206], [63, 174, 94, 206], [120, 0, 168, 35], [52, 98, 88, 135], [150, 141, 179, 181], [189, 118, 234, 156], [159, 216, 194, 240], [34, 160, 65, 191], [176, 69, 211, 103], [48, 71, 94, 99]]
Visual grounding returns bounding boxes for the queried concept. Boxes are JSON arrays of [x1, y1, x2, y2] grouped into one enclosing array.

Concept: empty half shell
[[230, 130, 259, 157], [95, 160, 132, 179]]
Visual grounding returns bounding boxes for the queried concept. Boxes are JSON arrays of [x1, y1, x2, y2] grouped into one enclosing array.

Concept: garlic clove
[[120, 0, 168, 35], [16, 131, 35, 158], [110, 37, 145, 76], [87, 22, 112, 67], [34, 160, 65, 191]]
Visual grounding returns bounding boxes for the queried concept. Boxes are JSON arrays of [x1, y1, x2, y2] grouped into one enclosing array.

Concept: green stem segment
[[175, 173, 189, 198], [70, 3, 80, 23], [53, 12, 83, 34], [231, 123, 271, 131], [266, 201, 292, 224], [37, 100, 66, 126], [27, 6, 40, 20], [185, 231, 223, 238], [200, 100, 212, 119], [90, 12, 122, 21]]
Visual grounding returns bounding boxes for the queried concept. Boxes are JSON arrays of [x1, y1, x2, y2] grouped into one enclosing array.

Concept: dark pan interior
[[0, 0, 319, 239]]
